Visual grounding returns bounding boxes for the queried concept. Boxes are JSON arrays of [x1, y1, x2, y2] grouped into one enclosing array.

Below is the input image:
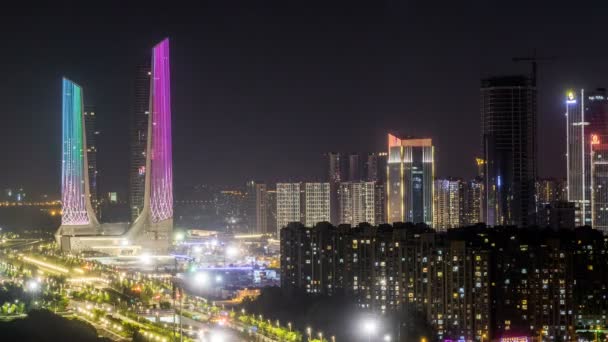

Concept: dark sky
[[2, 1, 608, 198]]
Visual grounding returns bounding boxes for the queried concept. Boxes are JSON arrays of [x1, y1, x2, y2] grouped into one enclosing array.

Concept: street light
[[288, 322, 292, 332], [318, 331, 323, 341], [307, 327, 312, 342], [194, 272, 209, 286], [362, 319, 377, 342], [383, 334, 392, 341], [27, 280, 39, 292]]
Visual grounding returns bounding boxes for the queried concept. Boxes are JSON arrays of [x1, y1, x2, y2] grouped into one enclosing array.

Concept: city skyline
[[2, 2, 608, 198]]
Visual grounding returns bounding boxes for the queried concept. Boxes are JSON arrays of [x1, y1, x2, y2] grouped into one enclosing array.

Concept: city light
[[140, 252, 152, 264], [226, 246, 239, 258], [26, 280, 39, 292], [363, 319, 377, 335], [194, 272, 209, 286]]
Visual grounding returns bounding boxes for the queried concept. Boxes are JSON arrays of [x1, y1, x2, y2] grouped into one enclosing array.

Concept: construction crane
[[512, 55, 556, 86]]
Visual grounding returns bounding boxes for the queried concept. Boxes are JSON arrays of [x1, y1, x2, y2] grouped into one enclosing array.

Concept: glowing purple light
[[149, 38, 173, 223]]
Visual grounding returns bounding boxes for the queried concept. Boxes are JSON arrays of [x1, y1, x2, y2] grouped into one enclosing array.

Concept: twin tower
[[55, 39, 173, 255]]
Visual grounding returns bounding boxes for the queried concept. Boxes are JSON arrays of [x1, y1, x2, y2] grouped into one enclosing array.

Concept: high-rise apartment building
[[347, 153, 361, 181], [245, 180, 258, 233], [365, 152, 388, 183], [566, 88, 608, 226], [255, 183, 268, 234], [303, 183, 330, 227], [326, 152, 344, 224], [373, 182, 386, 225], [129, 63, 151, 221], [536, 178, 564, 206], [266, 188, 277, 235], [433, 179, 462, 230], [276, 183, 302, 234], [83, 105, 99, 217], [339, 182, 376, 225], [462, 178, 483, 225], [280, 223, 592, 341], [245, 182, 269, 234], [386, 134, 434, 225], [481, 75, 536, 227], [591, 134, 608, 233]]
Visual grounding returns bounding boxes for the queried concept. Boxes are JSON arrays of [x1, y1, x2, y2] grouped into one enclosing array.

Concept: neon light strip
[[61, 79, 90, 225], [149, 38, 173, 223]]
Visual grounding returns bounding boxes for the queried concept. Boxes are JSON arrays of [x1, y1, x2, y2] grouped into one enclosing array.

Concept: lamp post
[[307, 327, 312, 342], [318, 331, 323, 342]]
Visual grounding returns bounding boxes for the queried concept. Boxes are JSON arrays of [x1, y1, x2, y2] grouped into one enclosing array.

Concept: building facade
[[326, 152, 344, 225], [365, 152, 388, 183], [339, 182, 376, 226], [280, 223, 593, 341], [303, 183, 331, 227], [348, 153, 361, 182], [83, 105, 99, 218], [462, 178, 483, 225], [386, 134, 434, 225], [433, 178, 463, 230], [567, 89, 608, 227], [591, 135, 608, 233], [129, 63, 151, 221], [481, 76, 537, 227], [276, 183, 302, 234]]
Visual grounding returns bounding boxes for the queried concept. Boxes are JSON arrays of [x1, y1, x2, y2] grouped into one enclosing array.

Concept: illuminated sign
[[592, 134, 600, 145], [500, 337, 529, 342]]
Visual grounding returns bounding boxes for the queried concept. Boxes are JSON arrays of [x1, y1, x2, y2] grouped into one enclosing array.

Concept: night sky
[[2, 1, 608, 198]]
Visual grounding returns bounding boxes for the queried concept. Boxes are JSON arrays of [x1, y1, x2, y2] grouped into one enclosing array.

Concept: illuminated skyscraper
[[276, 183, 302, 234], [130, 63, 151, 221], [481, 76, 536, 227], [591, 134, 608, 233], [374, 182, 386, 224], [339, 181, 376, 225], [433, 179, 462, 230], [566, 88, 608, 226], [386, 134, 434, 225], [462, 178, 483, 225], [84, 105, 99, 217], [57, 38, 173, 254], [304, 183, 331, 227], [56, 79, 100, 236]]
